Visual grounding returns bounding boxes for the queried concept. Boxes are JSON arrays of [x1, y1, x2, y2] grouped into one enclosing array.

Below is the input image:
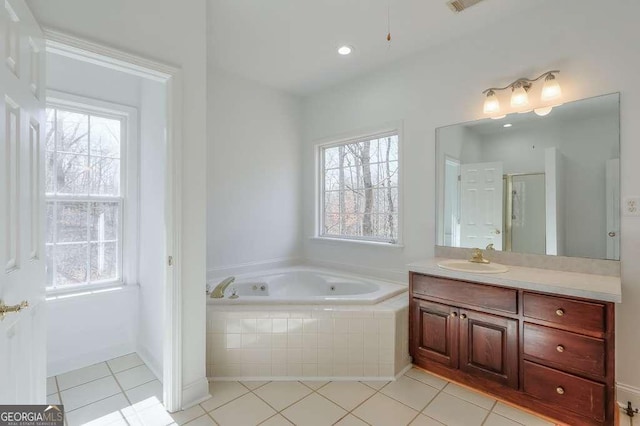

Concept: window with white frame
[[319, 131, 400, 243], [45, 104, 125, 289]]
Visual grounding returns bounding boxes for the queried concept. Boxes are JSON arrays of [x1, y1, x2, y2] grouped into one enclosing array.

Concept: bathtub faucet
[[210, 276, 235, 298]]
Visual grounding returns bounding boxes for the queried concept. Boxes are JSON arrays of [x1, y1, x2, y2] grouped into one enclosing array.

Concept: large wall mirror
[[436, 93, 620, 260]]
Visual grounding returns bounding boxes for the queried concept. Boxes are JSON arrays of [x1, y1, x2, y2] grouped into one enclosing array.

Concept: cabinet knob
[[460, 314, 467, 319], [556, 386, 565, 395], [556, 345, 565, 353], [556, 308, 565, 317], [450, 312, 458, 317]]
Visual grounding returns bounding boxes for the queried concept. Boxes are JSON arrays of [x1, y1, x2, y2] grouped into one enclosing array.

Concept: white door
[[460, 162, 504, 250], [0, 0, 46, 404], [606, 159, 620, 260]]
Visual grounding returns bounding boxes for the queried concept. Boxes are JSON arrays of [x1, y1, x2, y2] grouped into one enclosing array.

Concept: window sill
[[46, 282, 138, 302], [309, 236, 404, 248]]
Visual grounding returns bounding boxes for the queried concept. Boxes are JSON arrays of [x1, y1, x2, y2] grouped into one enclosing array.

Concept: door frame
[[43, 29, 184, 412]]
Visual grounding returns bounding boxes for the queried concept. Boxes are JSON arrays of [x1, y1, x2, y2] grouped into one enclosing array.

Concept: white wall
[[45, 53, 141, 376], [138, 79, 167, 380], [301, 0, 640, 404], [27, 0, 209, 407], [207, 70, 302, 278]]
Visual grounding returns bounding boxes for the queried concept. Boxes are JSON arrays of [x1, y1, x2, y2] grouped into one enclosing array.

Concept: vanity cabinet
[[409, 272, 616, 426]]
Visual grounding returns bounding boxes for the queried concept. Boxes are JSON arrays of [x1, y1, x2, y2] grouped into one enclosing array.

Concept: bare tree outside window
[[45, 107, 123, 288], [321, 133, 399, 243]]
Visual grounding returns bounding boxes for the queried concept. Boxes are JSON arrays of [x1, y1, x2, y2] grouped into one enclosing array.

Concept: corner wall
[[301, 0, 640, 405]]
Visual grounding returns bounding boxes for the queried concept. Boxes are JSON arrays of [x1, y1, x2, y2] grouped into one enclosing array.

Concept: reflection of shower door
[[505, 173, 546, 255], [460, 162, 503, 250]]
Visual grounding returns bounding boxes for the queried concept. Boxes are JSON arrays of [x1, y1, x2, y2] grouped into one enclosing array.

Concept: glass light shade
[[541, 76, 562, 102], [534, 106, 553, 116], [511, 85, 530, 108], [483, 91, 500, 115]]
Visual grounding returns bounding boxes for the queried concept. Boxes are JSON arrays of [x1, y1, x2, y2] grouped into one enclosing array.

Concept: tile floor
[[47, 353, 565, 426]]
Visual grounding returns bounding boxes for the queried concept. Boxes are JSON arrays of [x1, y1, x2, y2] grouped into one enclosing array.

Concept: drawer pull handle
[[556, 386, 565, 395], [556, 345, 565, 353], [556, 308, 565, 317], [450, 312, 458, 318], [460, 314, 467, 319]]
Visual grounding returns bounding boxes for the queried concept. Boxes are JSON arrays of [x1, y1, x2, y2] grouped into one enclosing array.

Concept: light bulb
[[534, 106, 553, 116], [338, 45, 353, 55], [483, 90, 500, 115], [510, 83, 530, 108], [541, 74, 562, 102]]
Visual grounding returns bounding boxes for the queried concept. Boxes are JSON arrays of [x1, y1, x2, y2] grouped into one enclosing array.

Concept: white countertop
[[407, 258, 622, 303]]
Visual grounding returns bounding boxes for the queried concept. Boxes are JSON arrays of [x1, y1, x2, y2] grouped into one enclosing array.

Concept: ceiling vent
[[447, 0, 485, 13]]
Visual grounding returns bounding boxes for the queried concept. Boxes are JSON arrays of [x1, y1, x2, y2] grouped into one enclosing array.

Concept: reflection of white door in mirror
[[606, 159, 620, 260], [460, 162, 504, 250], [443, 156, 461, 246]]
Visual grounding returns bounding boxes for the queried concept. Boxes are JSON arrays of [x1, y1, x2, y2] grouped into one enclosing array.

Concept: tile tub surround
[[206, 293, 410, 380], [409, 258, 622, 303]]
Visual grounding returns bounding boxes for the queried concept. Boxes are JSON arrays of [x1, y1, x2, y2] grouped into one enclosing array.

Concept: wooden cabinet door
[[411, 299, 459, 369], [459, 309, 519, 388]]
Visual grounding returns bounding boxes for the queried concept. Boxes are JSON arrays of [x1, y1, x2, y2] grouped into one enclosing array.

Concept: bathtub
[[206, 266, 411, 381], [207, 267, 406, 305]]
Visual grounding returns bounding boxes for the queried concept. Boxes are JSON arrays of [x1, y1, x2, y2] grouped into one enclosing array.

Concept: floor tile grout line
[[105, 361, 134, 407], [199, 386, 252, 414], [480, 400, 500, 426], [52, 356, 145, 391]]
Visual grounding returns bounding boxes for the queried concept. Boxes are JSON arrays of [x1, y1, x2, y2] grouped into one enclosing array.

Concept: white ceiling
[[209, 0, 539, 95]]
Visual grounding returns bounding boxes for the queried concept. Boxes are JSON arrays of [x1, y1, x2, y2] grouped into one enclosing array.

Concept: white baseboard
[[207, 257, 302, 282], [617, 382, 640, 409], [181, 377, 210, 410], [211, 375, 397, 382], [48, 342, 135, 377], [136, 343, 163, 383], [394, 363, 413, 379], [304, 258, 407, 284]]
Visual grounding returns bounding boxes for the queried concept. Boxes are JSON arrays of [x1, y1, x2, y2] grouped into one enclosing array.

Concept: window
[[319, 131, 400, 244], [45, 105, 125, 290]]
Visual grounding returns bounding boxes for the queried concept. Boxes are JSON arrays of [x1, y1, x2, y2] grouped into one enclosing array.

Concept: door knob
[[460, 313, 467, 319], [556, 308, 565, 317], [556, 386, 565, 395], [609, 232, 616, 237], [450, 312, 458, 317], [0, 300, 29, 320], [556, 345, 565, 353]]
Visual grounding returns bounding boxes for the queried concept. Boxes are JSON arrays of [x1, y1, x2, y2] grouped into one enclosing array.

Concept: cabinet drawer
[[523, 323, 606, 378], [523, 292, 605, 333], [412, 274, 517, 313], [523, 361, 605, 422]]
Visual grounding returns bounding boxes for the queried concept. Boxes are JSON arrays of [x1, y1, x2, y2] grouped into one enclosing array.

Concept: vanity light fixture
[[482, 70, 561, 117]]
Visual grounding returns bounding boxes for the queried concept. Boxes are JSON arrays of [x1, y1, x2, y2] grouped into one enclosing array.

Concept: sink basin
[[437, 259, 509, 274]]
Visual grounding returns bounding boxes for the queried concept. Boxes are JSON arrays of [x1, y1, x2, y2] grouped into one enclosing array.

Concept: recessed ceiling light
[[503, 123, 512, 128], [338, 45, 353, 56]]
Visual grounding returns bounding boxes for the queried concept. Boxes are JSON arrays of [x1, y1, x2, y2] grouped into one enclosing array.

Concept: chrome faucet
[[210, 276, 235, 298]]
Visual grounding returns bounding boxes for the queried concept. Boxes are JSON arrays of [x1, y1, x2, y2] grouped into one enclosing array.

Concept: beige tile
[[492, 402, 554, 426], [47, 377, 58, 395], [380, 376, 439, 411], [65, 393, 129, 426], [169, 405, 206, 425], [115, 364, 157, 390], [352, 393, 418, 426], [107, 353, 144, 373], [184, 414, 217, 426], [57, 362, 111, 391], [60, 376, 121, 411], [281, 393, 347, 426], [483, 412, 524, 426], [125, 380, 163, 409], [240, 381, 269, 390], [301, 381, 328, 390], [210, 393, 276, 426], [360, 380, 389, 390], [200, 381, 249, 412], [422, 392, 489, 426], [317, 381, 376, 411], [253, 381, 312, 411], [260, 414, 294, 425], [404, 368, 448, 390], [334, 414, 369, 426], [442, 382, 495, 409], [409, 414, 445, 426]]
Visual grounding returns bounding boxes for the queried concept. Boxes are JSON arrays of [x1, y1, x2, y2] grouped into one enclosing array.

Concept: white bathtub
[[207, 267, 406, 305]]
